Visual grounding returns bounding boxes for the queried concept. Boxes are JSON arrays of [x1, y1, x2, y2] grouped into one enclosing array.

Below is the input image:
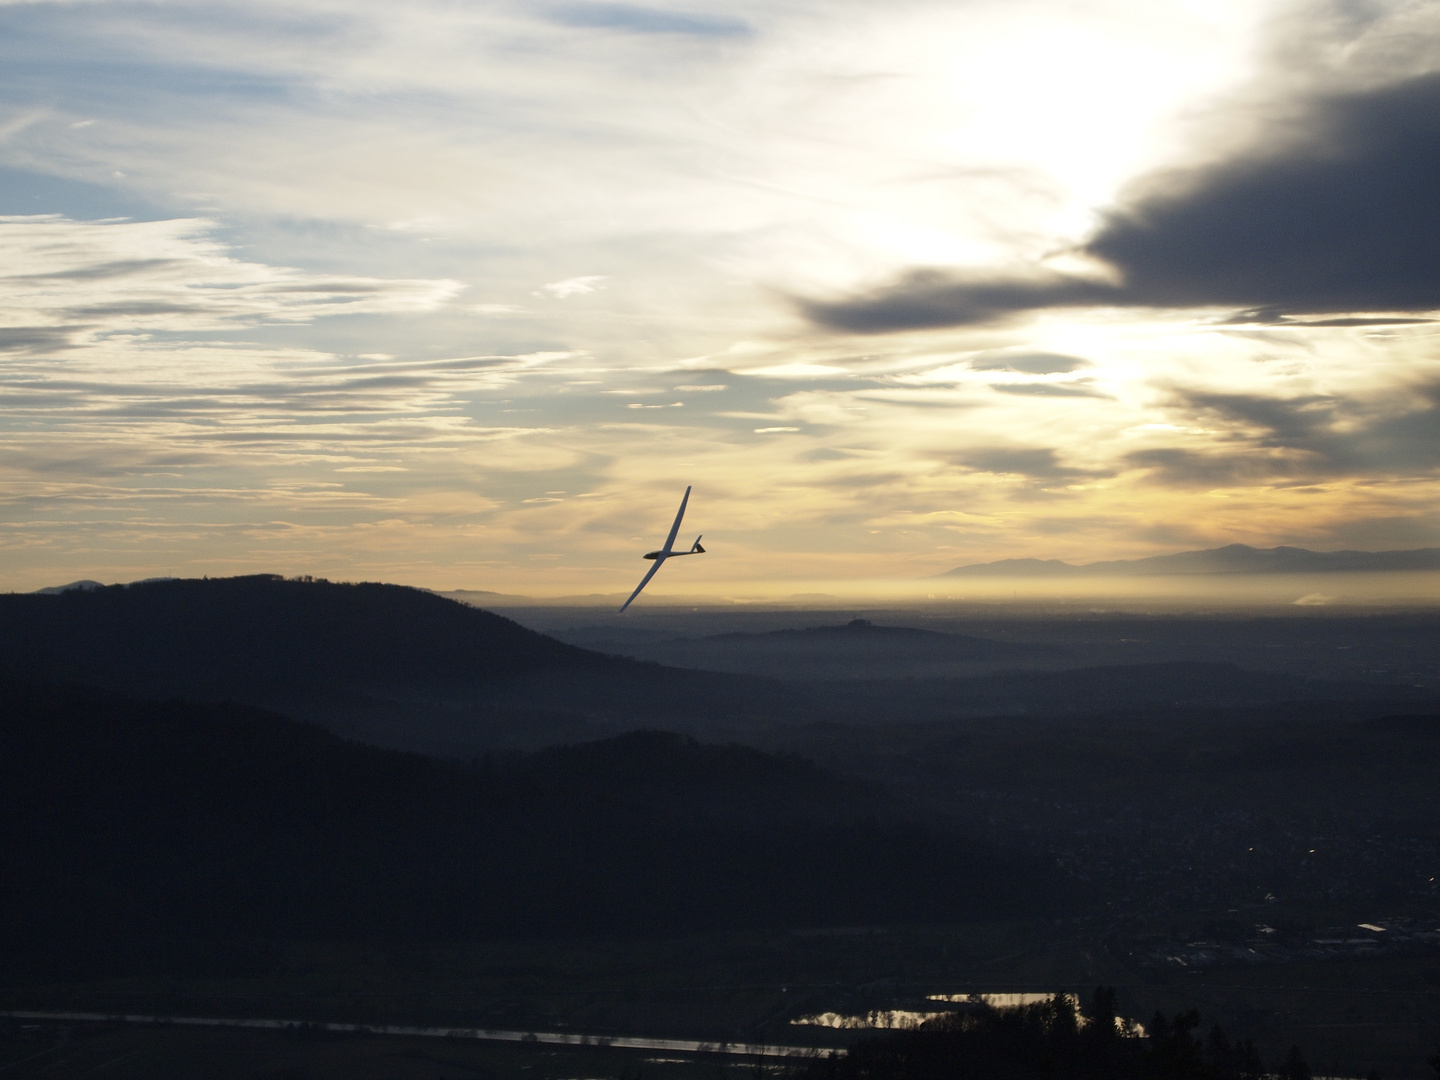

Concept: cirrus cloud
[[0, 215, 462, 334]]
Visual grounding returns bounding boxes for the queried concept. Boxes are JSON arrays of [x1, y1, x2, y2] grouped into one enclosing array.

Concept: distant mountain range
[[32, 579, 104, 594], [940, 544, 1440, 577]]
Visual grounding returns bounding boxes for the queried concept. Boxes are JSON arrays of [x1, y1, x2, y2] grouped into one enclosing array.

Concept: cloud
[[955, 445, 1109, 484], [469, 303, 529, 315], [0, 217, 550, 462], [0, 326, 83, 353], [535, 275, 607, 299], [0, 215, 462, 333], [1121, 446, 1296, 487], [1086, 71, 1440, 314], [804, 67, 1440, 330], [803, 268, 1114, 332], [1124, 383, 1440, 486], [745, 362, 850, 378], [1221, 312, 1435, 327], [544, 3, 750, 36], [969, 351, 1089, 375], [989, 381, 1110, 399]]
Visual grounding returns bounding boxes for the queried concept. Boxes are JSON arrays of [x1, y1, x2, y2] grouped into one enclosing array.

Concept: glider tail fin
[[691, 535, 704, 553]]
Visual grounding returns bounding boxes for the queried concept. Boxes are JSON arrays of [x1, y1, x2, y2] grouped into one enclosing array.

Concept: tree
[[1280, 1045, 1311, 1080]]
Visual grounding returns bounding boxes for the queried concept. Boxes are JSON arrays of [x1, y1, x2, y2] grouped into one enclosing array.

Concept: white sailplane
[[619, 485, 705, 613]]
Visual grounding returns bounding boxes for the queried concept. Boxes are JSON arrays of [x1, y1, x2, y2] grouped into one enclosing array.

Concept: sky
[[2, 0, 1440, 598]]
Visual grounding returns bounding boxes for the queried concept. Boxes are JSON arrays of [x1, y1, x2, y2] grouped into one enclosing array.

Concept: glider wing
[[661, 485, 691, 554], [619, 557, 665, 613]]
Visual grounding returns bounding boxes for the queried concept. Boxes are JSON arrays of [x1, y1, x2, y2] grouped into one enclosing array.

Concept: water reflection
[[928, 992, 1078, 1010], [792, 992, 1144, 1037], [790, 1010, 950, 1030]]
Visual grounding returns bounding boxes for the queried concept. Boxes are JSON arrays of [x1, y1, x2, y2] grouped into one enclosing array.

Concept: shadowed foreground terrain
[[805, 993, 1307, 1080], [0, 677, 1043, 978], [6, 577, 1440, 1077]]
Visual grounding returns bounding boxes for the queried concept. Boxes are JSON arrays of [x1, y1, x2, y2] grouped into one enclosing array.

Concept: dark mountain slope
[[0, 575, 590, 693], [0, 678, 1048, 977], [0, 576, 796, 753], [552, 618, 1067, 681]]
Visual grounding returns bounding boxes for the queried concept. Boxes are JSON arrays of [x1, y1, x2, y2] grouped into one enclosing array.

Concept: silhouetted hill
[[941, 543, 1440, 576], [551, 618, 1067, 681], [0, 678, 1048, 977], [4, 574, 590, 691], [31, 578, 104, 595], [0, 576, 796, 754]]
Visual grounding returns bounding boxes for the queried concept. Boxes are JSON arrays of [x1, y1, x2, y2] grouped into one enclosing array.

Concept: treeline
[[0, 678, 1051, 978], [803, 991, 1349, 1080]]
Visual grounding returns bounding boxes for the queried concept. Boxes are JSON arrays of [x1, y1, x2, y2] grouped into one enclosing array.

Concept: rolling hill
[[0, 677, 1049, 975], [0, 576, 795, 754]]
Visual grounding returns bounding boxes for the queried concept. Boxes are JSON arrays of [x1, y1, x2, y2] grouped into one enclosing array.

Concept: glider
[[619, 485, 705, 612]]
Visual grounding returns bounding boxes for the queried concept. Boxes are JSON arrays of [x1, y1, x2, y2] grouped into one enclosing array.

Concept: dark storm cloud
[[804, 269, 1115, 331], [1087, 72, 1440, 312], [805, 71, 1440, 331]]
